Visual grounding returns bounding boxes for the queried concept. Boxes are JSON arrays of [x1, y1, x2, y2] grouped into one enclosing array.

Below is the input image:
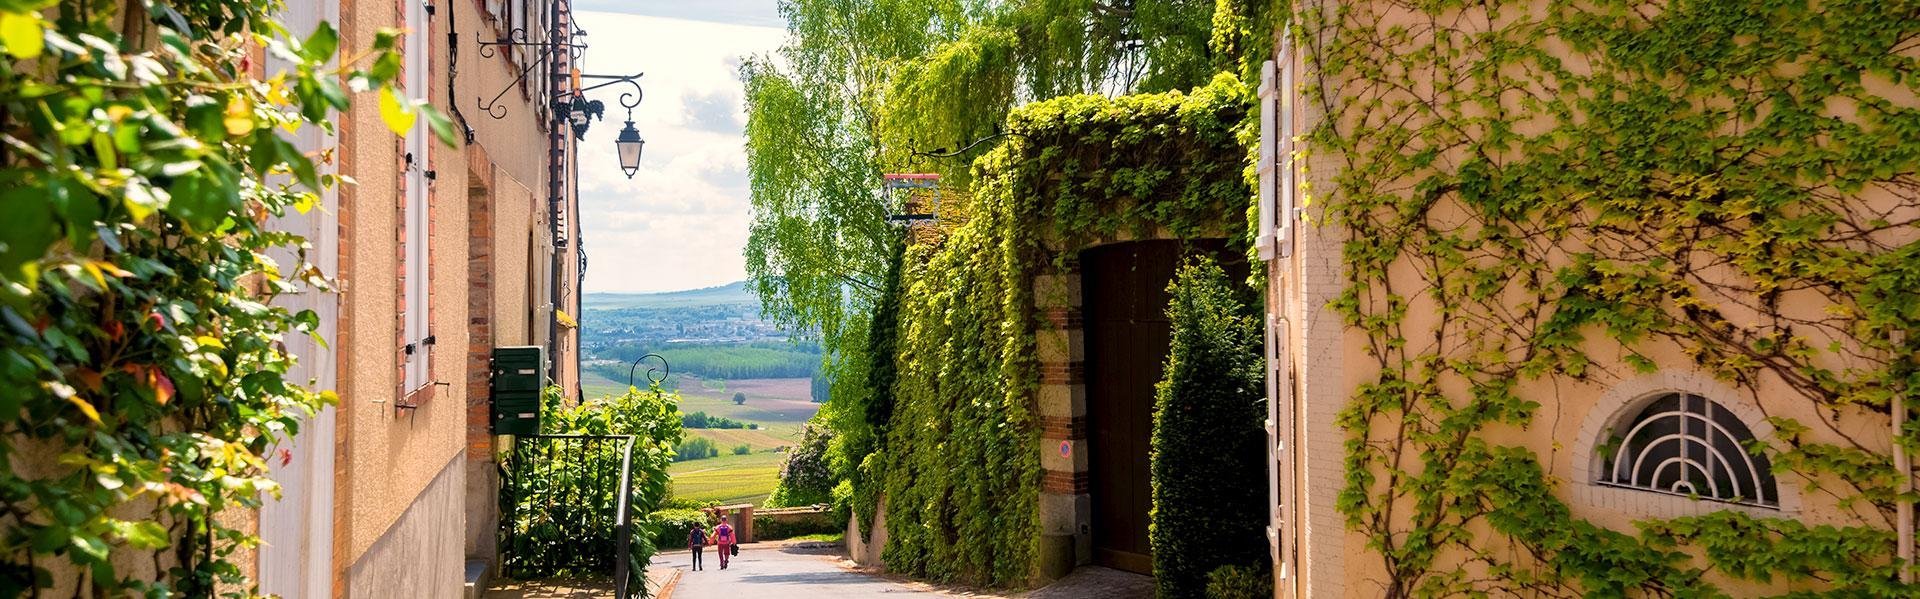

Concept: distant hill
[[585, 280, 758, 310], [581, 281, 819, 385]]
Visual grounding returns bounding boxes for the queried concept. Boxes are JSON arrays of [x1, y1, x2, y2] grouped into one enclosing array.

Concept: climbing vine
[[0, 0, 438, 595], [1301, 0, 1920, 595], [877, 74, 1251, 587]]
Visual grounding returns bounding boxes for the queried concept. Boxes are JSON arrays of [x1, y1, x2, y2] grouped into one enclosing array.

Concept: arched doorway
[[1081, 239, 1247, 575]]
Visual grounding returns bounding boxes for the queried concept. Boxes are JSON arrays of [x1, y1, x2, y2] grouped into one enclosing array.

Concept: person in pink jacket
[[712, 517, 737, 569]]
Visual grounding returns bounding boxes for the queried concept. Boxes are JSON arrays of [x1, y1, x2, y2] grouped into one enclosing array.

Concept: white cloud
[[574, 12, 784, 293]]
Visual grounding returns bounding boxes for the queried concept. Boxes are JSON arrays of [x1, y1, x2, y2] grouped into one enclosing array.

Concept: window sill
[[398, 382, 437, 411]]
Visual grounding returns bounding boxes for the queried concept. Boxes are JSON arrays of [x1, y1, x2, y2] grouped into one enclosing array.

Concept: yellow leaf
[[223, 95, 254, 136], [67, 396, 102, 425], [79, 261, 106, 289], [556, 309, 578, 328], [92, 260, 131, 278], [0, 12, 44, 60], [378, 87, 415, 136]]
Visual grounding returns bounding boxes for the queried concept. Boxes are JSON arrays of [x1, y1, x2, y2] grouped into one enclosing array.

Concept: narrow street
[[650, 544, 1154, 599], [653, 545, 949, 598]]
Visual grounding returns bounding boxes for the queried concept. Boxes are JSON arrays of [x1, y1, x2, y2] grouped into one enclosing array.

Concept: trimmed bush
[[1204, 564, 1274, 599], [733, 444, 753, 455], [753, 512, 846, 541], [1150, 258, 1269, 599], [650, 508, 714, 550]]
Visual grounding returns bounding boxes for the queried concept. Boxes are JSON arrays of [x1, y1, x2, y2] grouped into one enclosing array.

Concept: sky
[[573, 2, 785, 293]]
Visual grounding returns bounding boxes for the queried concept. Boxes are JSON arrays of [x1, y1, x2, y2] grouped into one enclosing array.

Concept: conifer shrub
[[1204, 564, 1275, 599], [1149, 257, 1268, 599]]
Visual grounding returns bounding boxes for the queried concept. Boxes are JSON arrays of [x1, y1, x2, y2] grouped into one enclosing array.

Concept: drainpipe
[[545, 0, 567, 384], [1896, 329, 1912, 584]]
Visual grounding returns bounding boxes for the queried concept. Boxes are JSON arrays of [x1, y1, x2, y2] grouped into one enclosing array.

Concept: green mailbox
[[490, 346, 547, 435]]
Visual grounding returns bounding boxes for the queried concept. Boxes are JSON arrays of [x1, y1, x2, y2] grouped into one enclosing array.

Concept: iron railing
[[498, 434, 644, 597]]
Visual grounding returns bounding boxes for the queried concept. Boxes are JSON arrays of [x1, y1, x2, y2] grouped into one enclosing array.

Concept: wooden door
[[1083, 239, 1249, 575], [1078, 240, 1186, 574]]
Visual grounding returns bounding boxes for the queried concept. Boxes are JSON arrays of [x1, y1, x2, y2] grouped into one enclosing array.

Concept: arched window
[[1597, 393, 1779, 508]]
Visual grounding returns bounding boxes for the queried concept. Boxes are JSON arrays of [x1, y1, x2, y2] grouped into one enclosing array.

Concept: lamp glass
[[615, 121, 644, 178]]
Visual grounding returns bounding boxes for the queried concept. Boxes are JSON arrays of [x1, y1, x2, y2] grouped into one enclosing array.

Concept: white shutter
[[1256, 60, 1278, 261], [1277, 41, 1295, 259], [402, 0, 432, 392]]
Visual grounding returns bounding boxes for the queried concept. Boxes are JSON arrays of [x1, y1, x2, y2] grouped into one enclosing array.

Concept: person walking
[[687, 522, 708, 571], [712, 517, 737, 570]]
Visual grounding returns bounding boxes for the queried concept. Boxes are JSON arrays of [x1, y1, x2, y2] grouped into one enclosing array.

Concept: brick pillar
[[463, 151, 499, 564], [465, 152, 497, 460], [1033, 258, 1090, 581]]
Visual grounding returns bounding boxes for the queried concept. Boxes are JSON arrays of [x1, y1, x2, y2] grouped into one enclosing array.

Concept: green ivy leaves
[[1310, 0, 1920, 594], [0, 1, 448, 595]]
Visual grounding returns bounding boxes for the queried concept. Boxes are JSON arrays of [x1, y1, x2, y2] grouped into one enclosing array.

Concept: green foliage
[[1150, 258, 1267, 599], [810, 372, 831, 403], [753, 513, 845, 541], [770, 423, 837, 508], [525, 386, 682, 593], [0, 0, 441, 594], [1204, 564, 1274, 599], [743, 6, 1238, 525], [648, 508, 712, 550], [681, 411, 748, 430], [732, 444, 752, 456], [879, 75, 1252, 588], [733, 392, 748, 405], [1304, 0, 1920, 594], [675, 437, 721, 462]]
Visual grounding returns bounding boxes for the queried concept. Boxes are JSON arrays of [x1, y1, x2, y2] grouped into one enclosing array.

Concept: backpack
[[688, 528, 707, 547]]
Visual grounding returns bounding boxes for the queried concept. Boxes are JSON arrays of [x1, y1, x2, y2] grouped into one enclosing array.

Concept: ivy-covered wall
[[1285, 0, 1920, 595], [876, 74, 1252, 587]]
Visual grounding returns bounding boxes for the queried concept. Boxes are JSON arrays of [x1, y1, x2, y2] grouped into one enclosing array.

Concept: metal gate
[[498, 434, 642, 596]]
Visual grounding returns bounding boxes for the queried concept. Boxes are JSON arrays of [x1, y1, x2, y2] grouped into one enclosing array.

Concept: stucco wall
[[335, 0, 470, 577], [347, 455, 467, 599]]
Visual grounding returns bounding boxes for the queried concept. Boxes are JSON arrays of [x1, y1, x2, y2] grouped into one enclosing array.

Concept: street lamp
[[615, 120, 645, 178]]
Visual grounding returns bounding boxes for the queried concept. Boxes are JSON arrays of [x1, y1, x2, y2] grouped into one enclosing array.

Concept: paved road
[[653, 545, 950, 598]]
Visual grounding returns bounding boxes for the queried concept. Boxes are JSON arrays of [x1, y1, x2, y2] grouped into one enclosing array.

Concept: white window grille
[[402, 0, 432, 392], [1597, 393, 1779, 508]]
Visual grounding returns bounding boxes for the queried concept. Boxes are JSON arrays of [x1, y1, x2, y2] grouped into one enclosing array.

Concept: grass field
[[686, 428, 793, 452], [667, 451, 786, 506]]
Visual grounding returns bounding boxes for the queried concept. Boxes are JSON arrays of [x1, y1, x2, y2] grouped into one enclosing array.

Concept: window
[[401, 0, 432, 393], [1597, 393, 1778, 508]]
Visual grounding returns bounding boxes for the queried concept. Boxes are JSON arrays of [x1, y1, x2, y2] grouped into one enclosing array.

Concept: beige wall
[[333, 0, 570, 593], [335, 0, 471, 573], [1272, 1, 1914, 596]]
